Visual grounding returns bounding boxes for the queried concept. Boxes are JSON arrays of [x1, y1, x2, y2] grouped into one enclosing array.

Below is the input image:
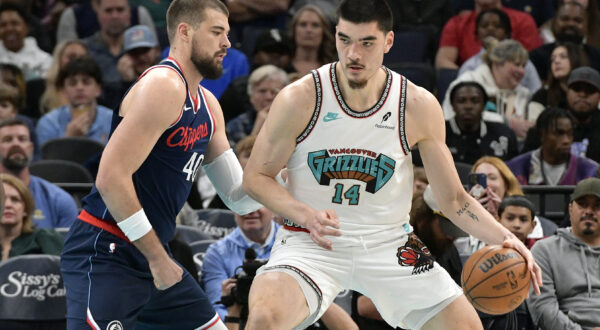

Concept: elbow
[[242, 172, 256, 198], [95, 167, 119, 197]]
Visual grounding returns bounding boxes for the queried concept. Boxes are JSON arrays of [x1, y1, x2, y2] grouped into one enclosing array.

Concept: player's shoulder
[[135, 66, 187, 96], [404, 79, 440, 117]]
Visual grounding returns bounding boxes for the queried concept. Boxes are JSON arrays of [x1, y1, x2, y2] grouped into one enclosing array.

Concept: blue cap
[[123, 25, 158, 54]]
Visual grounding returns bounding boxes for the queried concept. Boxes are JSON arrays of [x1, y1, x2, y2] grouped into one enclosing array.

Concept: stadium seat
[[387, 62, 436, 93], [24, 79, 45, 120], [30, 159, 93, 184], [175, 224, 213, 245], [41, 137, 104, 164], [192, 208, 237, 239], [190, 239, 217, 279], [436, 68, 458, 102], [0, 255, 66, 329], [384, 30, 431, 64]]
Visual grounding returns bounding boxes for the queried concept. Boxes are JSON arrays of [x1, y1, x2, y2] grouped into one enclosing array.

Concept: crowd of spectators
[[0, 0, 599, 329]]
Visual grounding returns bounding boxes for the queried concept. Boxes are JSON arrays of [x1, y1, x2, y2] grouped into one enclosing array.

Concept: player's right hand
[[149, 256, 183, 290], [305, 210, 341, 250]]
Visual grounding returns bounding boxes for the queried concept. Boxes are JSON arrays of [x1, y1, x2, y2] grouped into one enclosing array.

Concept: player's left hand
[[502, 236, 542, 296]]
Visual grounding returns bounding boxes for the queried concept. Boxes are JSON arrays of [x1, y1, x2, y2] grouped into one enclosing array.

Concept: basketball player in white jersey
[[242, 0, 543, 329]]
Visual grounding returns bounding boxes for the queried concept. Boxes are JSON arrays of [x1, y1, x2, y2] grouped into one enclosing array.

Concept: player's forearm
[[440, 192, 513, 245], [243, 172, 314, 227]]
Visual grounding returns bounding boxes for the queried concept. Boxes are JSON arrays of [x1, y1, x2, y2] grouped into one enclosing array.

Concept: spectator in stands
[[220, 29, 293, 123], [445, 81, 518, 164], [413, 166, 428, 196], [225, 0, 291, 44], [458, 8, 541, 94], [540, 0, 600, 50], [0, 118, 78, 229], [435, 0, 541, 69], [442, 38, 534, 139], [286, 4, 336, 77], [83, 0, 143, 109], [498, 196, 541, 249], [0, 84, 36, 138], [40, 40, 89, 114], [0, 63, 26, 111], [527, 42, 588, 116], [508, 107, 598, 186], [56, 0, 156, 44], [383, 0, 453, 37], [0, 173, 63, 261], [527, 177, 600, 329], [226, 65, 288, 147], [0, 2, 52, 81], [36, 57, 112, 146], [201, 206, 279, 320], [529, 2, 600, 81], [116, 25, 160, 90]]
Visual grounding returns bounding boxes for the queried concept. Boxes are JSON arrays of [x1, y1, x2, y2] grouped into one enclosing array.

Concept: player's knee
[[245, 306, 279, 330]]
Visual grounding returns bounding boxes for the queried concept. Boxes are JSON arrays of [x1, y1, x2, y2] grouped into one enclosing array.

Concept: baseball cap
[[423, 186, 468, 238], [567, 66, 600, 91], [253, 29, 292, 55], [123, 25, 158, 54], [571, 177, 600, 201]]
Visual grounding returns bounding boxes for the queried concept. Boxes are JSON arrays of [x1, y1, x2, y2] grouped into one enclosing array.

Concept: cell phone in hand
[[467, 173, 487, 198]]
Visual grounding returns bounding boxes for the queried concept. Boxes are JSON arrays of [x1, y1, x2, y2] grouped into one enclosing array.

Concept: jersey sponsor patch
[[107, 320, 123, 330]]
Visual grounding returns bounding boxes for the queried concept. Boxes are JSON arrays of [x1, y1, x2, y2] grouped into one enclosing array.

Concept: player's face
[[0, 124, 33, 171], [63, 74, 102, 108], [335, 19, 393, 89], [234, 207, 274, 238], [1, 183, 25, 228], [569, 195, 600, 238], [190, 9, 230, 80], [499, 206, 534, 243], [550, 46, 571, 80], [474, 162, 506, 198]]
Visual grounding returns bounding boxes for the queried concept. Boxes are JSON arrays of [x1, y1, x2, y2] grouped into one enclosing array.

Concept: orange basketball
[[461, 245, 531, 315]]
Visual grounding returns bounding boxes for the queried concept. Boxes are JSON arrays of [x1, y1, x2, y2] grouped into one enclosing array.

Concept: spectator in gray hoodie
[[527, 177, 600, 330]]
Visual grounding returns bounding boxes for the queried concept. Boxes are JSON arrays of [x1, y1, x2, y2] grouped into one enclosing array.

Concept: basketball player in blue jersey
[[242, 0, 544, 329], [60, 0, 261, 329]]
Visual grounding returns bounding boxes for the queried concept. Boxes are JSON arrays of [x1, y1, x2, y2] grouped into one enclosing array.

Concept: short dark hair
[[535, 107, 574, 136], [449, 81, 489, 105], [0, 2, 29, 25], [336, 0, 393, 33], [0, 117, 31, 140], [498, 195, 536, 220], [476, 8, 511, 37], [166, 0, 229, 43], [57, 56, 102, 88]]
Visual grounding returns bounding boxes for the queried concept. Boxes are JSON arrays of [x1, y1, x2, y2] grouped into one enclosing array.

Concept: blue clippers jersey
[[82, 58, 215, 244]]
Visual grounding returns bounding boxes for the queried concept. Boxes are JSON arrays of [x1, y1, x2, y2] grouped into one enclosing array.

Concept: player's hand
[[221, 278, 237, 296], [149, 256, 183, 290], [502, 236, 542, 296], [305, 210, 341, 250]]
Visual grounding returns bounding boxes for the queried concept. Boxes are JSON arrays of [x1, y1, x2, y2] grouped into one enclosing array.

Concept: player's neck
[[336, 66, 387, 112], [168, 51, 203, 98]]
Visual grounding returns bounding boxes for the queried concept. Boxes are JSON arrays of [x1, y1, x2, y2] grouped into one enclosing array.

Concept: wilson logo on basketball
[[477, 252, 520, 273], [166, 123, 209, 151], [396, 233, 434, 275]]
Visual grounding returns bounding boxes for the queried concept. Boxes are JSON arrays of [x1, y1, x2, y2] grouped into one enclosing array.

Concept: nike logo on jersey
[[323, 112, 341, 122], [183, 105, 193, 112]]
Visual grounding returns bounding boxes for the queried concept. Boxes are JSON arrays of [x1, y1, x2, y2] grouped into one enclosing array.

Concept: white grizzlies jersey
[[284, 62, 414, 236]]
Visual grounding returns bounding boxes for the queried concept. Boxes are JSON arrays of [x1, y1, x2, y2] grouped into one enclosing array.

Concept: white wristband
[[117, 209, 152, 241]]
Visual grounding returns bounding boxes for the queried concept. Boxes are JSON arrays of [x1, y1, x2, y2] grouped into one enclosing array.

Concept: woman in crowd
[[527, 42, 588, 115], [286, 4, 336, 76], [0, 174, 63, 261], [40, 40, 89, 114], [443, 38, 533, 139], [458, 8, 541, 94]]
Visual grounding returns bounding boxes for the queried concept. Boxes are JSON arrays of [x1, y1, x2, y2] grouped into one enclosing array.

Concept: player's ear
[[177, 22, 192, 42], [384, 30, 394, 54]]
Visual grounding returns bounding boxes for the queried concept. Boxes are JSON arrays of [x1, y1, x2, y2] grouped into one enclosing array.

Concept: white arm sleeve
[[202, 149, 262, 215]]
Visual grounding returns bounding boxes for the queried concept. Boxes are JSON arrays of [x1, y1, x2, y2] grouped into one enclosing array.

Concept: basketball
[[461, 245, 531, 315]]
